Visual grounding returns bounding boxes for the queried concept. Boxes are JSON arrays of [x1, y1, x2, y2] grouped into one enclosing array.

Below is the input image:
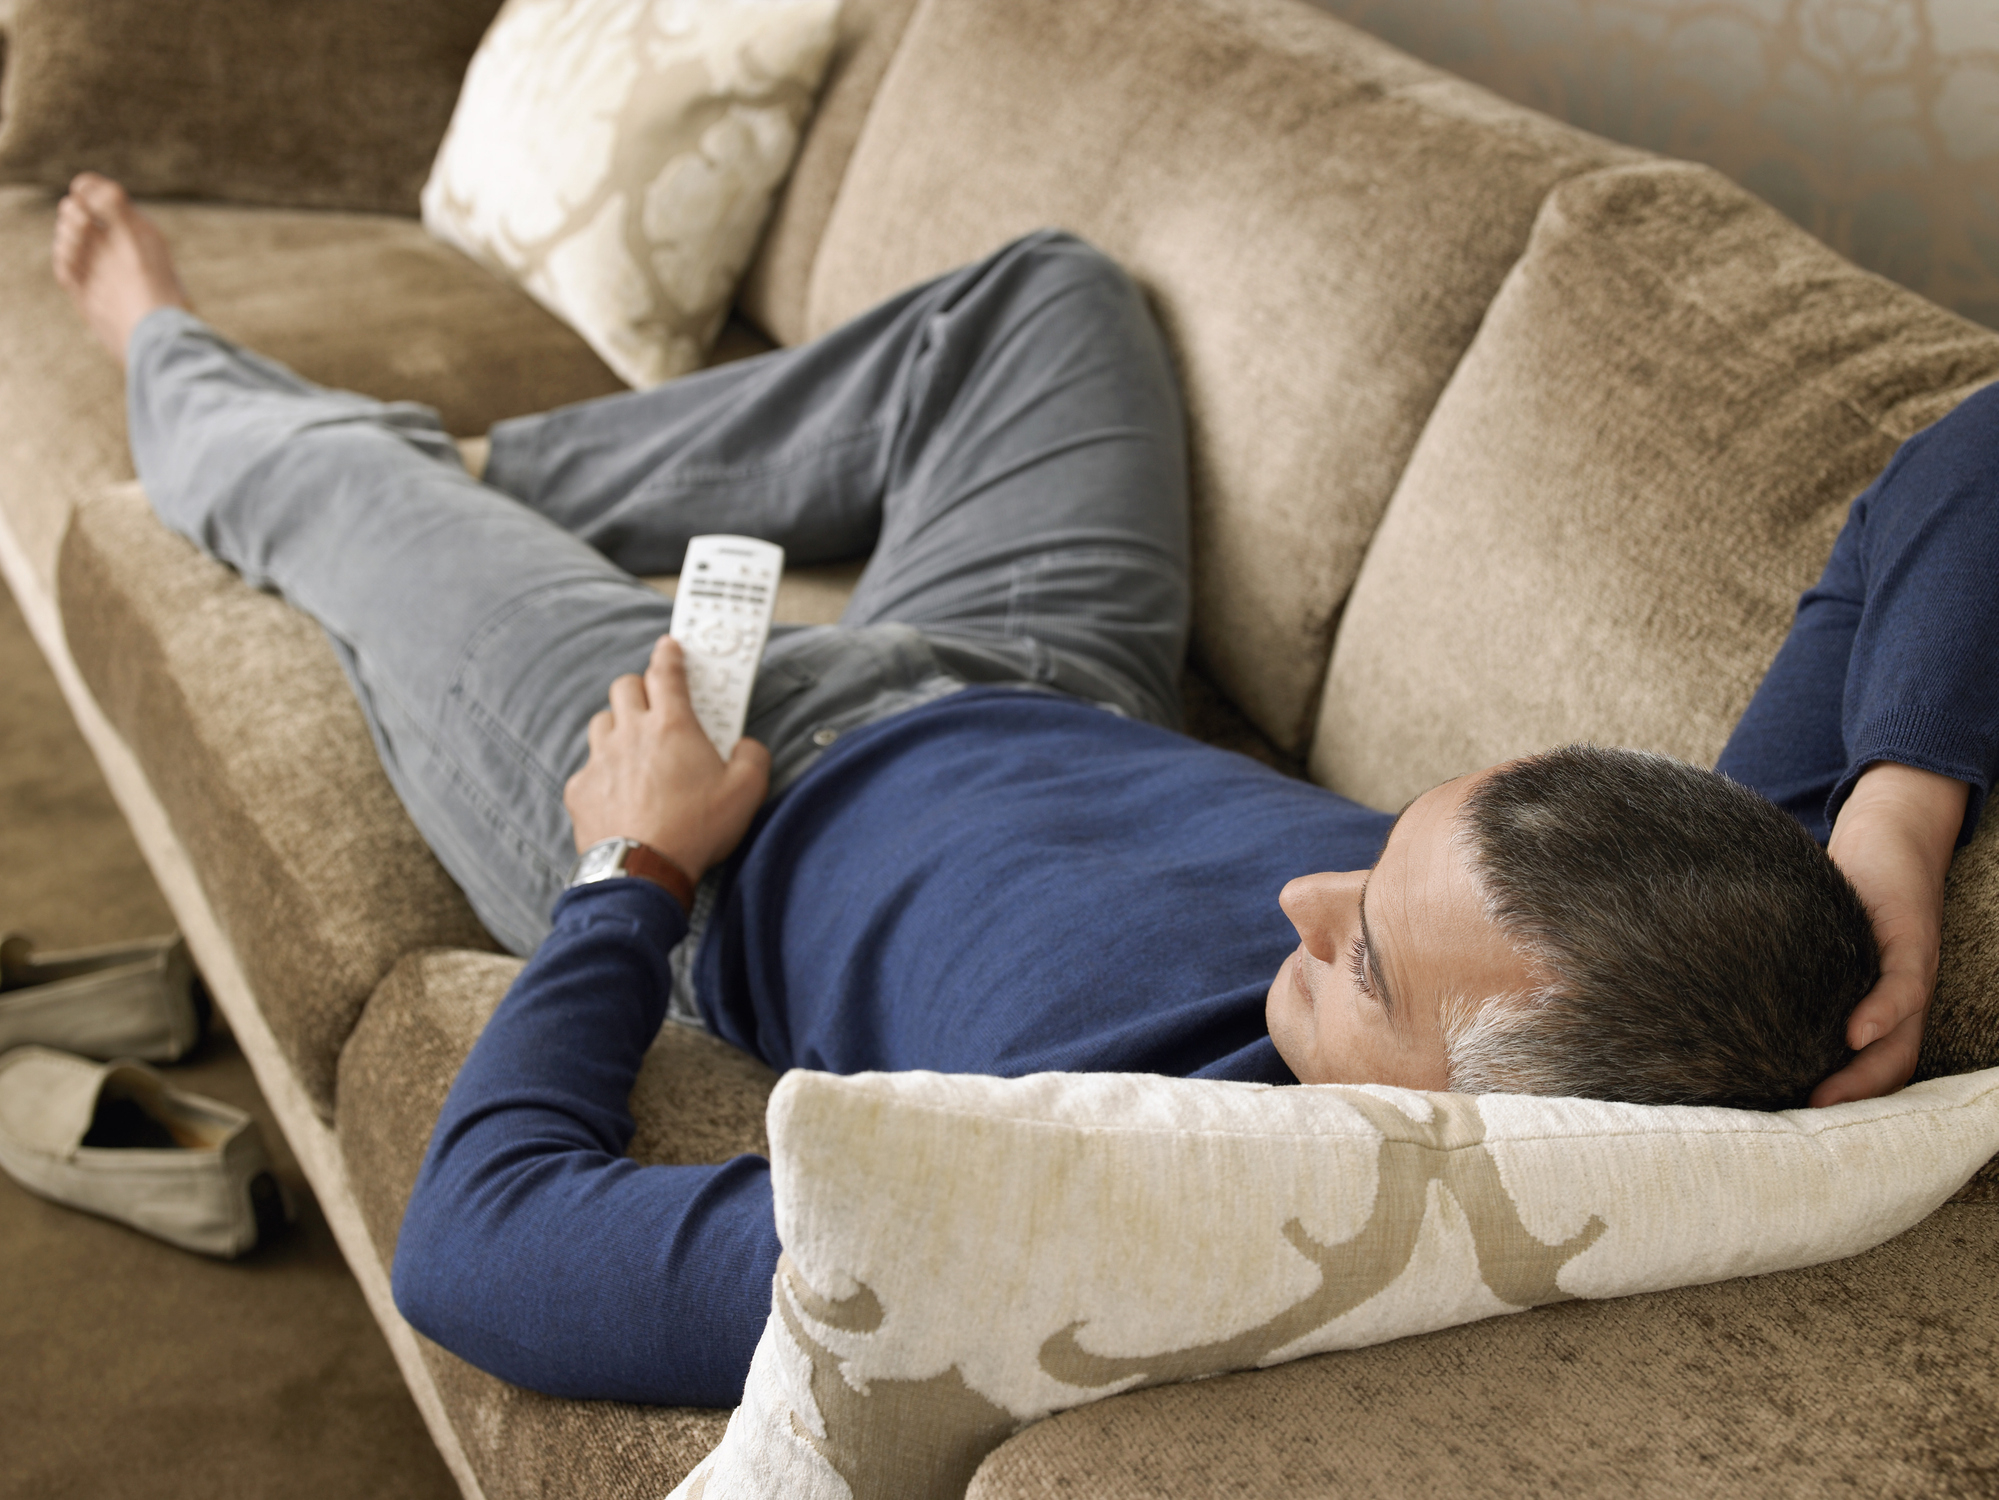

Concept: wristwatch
[[568, 837, 696, 913]]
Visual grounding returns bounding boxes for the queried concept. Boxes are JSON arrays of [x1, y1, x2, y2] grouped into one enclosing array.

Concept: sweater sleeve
[[391, 878, 781, 1408], [1716, 382, 1999, 845]]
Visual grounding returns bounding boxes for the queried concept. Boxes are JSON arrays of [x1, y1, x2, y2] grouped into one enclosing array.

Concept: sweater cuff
[[549, 877, 692, 954], [1830, 704, 1994, 848]]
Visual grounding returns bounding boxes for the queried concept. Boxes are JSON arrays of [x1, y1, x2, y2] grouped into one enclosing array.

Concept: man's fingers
[[586, 708, 614, 751], [715, 738, 772, 823], [1811, 1011, 1923, 1107], [608, 671, 648, 719], [729, 735, 771, 779], [1846, 969, 1930, 1050], [646, 634, 694, 721]]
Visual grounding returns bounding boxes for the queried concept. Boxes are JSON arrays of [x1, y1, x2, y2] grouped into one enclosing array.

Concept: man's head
[[1266, 745, 1879, 1109]]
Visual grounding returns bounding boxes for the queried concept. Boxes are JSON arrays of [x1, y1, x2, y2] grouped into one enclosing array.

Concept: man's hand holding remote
[[564, 633, 771, 881]]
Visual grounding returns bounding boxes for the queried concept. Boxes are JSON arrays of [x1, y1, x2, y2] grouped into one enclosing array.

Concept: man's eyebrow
[[1358, 883, 1397, 1019]]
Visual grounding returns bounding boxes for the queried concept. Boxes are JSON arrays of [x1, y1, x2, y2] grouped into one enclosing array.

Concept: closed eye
[[1346, 933, 1373, 996]]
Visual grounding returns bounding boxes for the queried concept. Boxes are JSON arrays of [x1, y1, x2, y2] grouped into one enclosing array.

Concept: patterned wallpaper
[[1312, 0, 1999, 329]]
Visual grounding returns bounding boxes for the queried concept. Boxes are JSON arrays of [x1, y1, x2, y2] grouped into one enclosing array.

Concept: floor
[[0, 575, 458, 1500]]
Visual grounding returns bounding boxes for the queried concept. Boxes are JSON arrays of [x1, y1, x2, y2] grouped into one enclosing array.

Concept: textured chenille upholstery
[[60, 486, 500, 1119], [803, 0, 1636, 752], [0, 0, 506, 213], [1313, 160, 1999, 807]]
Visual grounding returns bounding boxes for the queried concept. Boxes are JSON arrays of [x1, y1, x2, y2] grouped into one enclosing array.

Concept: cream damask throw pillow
[[673, 1067, 1999, 1499], [421, 0, 841, 388]]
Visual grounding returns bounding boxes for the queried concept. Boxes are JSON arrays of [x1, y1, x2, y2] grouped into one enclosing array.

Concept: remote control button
[[697, 621, 741, 657]]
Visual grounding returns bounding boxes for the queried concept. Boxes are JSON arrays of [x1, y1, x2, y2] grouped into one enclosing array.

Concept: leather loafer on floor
[[0, 933, 203, 1062], [0, 1046, 291, 1257]]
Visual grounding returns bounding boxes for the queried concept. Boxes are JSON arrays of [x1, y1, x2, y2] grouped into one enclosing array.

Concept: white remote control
[[670, 535, 784, 758]]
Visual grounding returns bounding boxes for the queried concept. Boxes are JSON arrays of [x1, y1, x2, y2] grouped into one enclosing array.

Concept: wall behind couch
[[1311, 0, 1999, 330]]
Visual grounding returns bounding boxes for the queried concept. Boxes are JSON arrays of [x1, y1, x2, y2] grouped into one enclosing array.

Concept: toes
[[51, 217, 88, 285], [51, 194, 101, 272], [70, 172, 132, 222]]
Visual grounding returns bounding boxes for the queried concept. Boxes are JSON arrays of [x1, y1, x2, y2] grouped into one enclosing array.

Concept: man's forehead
[[1377, 772, 1473, 867]]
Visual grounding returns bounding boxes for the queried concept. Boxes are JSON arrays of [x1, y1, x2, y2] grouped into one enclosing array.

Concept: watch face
[[574, 838, 634, 885]]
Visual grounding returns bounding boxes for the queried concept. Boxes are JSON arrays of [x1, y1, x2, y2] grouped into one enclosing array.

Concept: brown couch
[[4, 0, 1998, 1493]]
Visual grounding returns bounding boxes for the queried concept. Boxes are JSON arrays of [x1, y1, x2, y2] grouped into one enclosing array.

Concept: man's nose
[[1279, 869, 1367, 957]]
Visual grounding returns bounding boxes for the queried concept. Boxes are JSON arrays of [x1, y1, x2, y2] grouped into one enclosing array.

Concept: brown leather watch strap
[[622, 843, 697, 914]]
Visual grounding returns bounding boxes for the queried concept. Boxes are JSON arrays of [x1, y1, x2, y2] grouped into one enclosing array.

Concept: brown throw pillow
[[0, 0, 504, 214]]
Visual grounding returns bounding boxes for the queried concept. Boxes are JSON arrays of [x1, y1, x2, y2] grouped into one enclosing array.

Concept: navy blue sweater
[[393, 385, 1999, 1408]]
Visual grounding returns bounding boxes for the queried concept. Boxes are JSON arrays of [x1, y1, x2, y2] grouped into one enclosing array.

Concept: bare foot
[[51, 173, 192, 366]]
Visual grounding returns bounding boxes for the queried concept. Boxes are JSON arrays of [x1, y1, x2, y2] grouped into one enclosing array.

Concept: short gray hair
[[1443, 745, 1877, 1110]]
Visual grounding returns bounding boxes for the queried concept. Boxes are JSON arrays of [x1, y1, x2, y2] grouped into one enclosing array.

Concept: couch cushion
[[337, 949, 777, 1499], [58, 487, 500, 1119], [0, 0, 503, 214], [967, 1200, 1999, 1497], [1311, 160, 1999, 805], [1930, 826, 1999, 1084], [142, 199, 631, 436], [1308, 160, 1999, 1086], [737, 0, 921, 348], [802, 0, 1636, 753], [0, 190, 628, 593]]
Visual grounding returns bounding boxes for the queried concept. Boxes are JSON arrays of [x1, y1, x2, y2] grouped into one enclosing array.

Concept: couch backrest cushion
[[799, 0, 1634, 754], [1311, 160, 1999, 807], [0, 0, 505, 215], [738, 0, 921, 348]]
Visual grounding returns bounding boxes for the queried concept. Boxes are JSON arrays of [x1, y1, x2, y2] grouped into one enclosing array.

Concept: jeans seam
[[449, 577, 616, 693], [456, 697, 572, 803], [632, 416, 890, 495], [445, 577, 635, 802], [341, 653, 573, 904]]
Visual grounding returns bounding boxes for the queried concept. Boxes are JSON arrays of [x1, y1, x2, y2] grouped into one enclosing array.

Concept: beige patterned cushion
[[673, 1067, 1999, 1498], [422, 0, 841, 388]]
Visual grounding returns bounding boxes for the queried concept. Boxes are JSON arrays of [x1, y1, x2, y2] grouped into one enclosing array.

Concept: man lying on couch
[[52, 174, 1992, 1408]]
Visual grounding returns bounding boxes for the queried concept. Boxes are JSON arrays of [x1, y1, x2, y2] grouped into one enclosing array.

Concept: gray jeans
[[126, 231, 1190, 957]]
